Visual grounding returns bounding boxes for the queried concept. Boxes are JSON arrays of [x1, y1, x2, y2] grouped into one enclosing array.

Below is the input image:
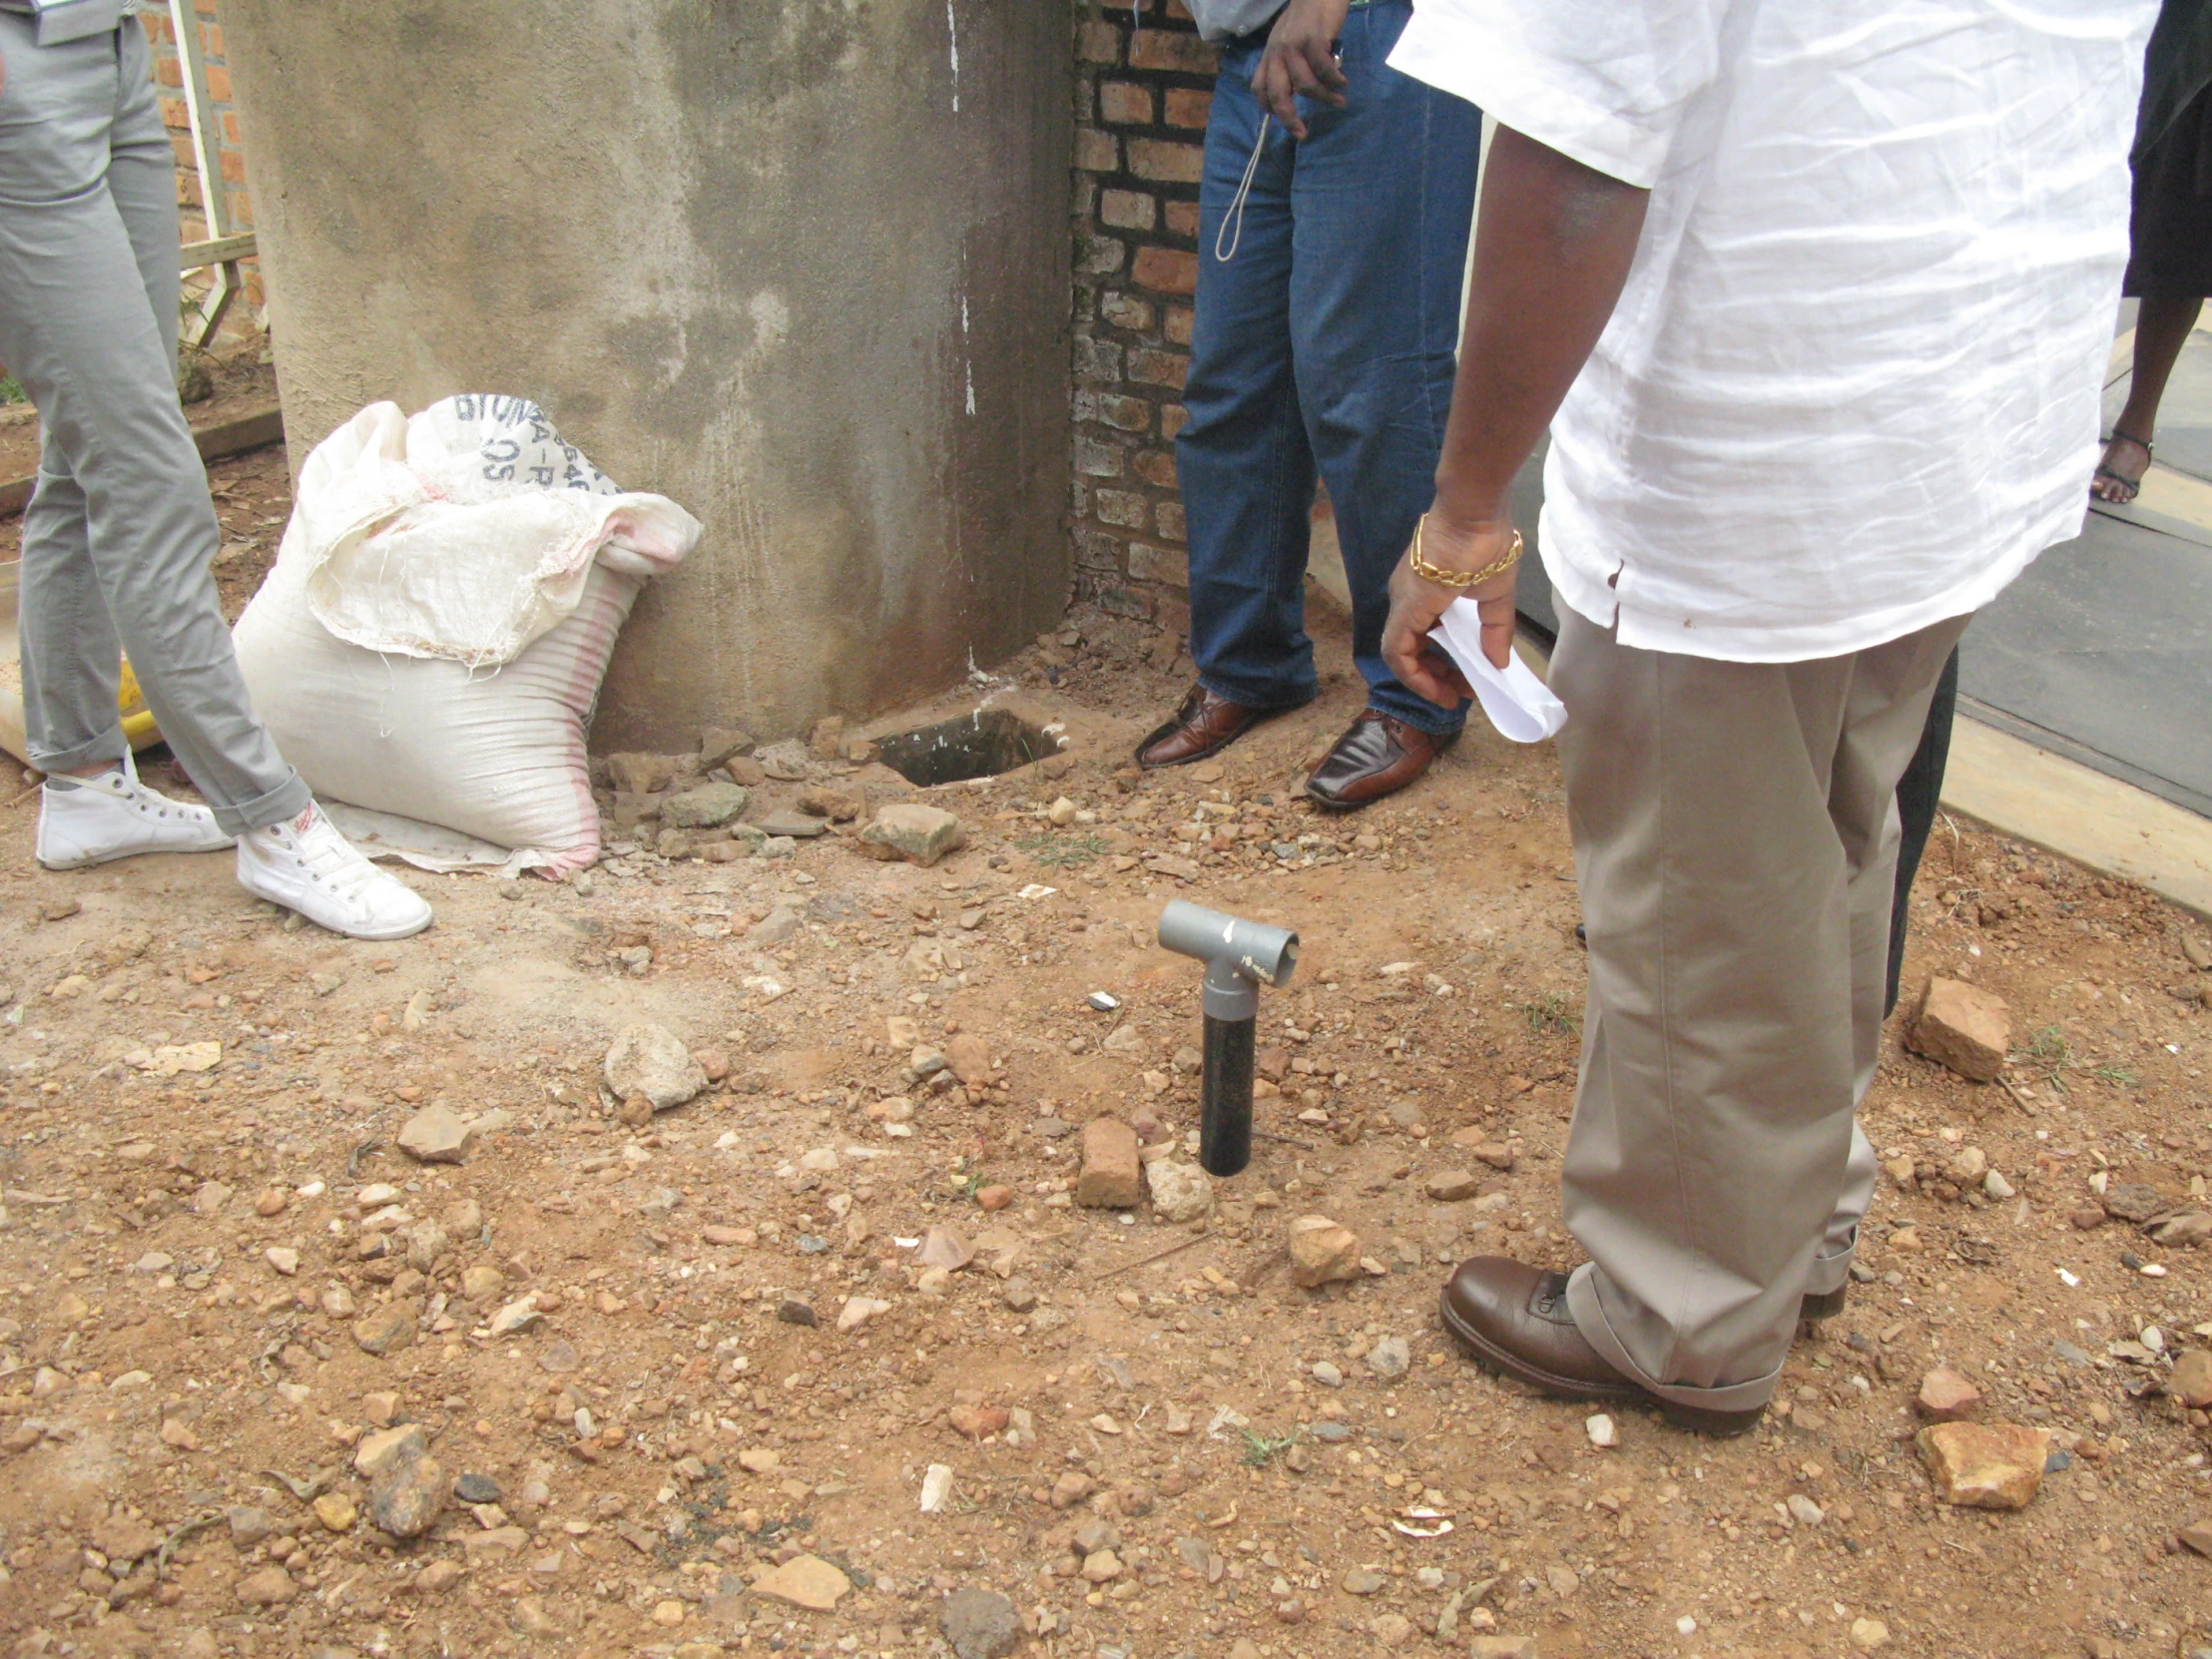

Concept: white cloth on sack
[[290, 394, 702, 668], [1389, 0, 2159, 663]]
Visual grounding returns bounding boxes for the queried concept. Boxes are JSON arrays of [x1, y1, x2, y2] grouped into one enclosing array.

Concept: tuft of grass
[[1519, 992, 1581, 1036], [1015, 831, 1109, 870], [0, 374, 24, 405], [1240, 1427, 1302, 1468]]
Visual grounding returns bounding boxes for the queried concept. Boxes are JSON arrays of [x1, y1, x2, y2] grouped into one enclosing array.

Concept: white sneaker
[[35, 758, 234, 869], [237, 803, 434, 940]]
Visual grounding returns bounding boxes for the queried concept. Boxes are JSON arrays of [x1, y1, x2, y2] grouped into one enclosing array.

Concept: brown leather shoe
[[1305, 710, 1457, 809], [1438, 1257, 1763, 1437], [1137, 684, 1273, 769]]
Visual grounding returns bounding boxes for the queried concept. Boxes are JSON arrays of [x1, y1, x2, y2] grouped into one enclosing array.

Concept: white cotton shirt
[[1388, 0, 2159, 662]]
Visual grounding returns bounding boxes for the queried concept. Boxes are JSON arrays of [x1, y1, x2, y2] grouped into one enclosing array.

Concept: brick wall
[[141, 0, 266, 324], [1068, 0, 1219, 635]]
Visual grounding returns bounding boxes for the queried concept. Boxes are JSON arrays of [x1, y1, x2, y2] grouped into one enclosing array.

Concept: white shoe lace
[[264, 811, 385, 908]]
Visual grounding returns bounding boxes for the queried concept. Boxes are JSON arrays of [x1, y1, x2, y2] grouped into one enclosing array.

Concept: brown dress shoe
[[1137, 684, 1274, 769], [1305, 710, 1457, 809], [1438, 1257, 1763, 1437]]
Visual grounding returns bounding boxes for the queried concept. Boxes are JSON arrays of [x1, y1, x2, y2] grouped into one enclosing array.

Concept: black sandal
[[2092, 428, 2152, 504]]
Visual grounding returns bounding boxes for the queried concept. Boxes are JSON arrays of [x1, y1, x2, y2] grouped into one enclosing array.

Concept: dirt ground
[[0, 448, 2209, 1659]]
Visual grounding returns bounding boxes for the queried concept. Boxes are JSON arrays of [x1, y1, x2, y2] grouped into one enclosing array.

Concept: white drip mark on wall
[[946, 0, 960, 112], [961, 293, 976, 416]]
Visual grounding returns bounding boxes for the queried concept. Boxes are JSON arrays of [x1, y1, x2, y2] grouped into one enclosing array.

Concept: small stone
[[235, 1566, 297, 1606], [918, 1226, 975, 1270], [1917, 1368, 1983, 1420], [776, 1299, 818, 1327], [1981, 1168, 2015, 1201], [1917, 1422, 2050, 1509], [1171, 1044, 1203, 1075], [1080, 1548, 1122, 1583], [1586, 1413, 1618, 1448], [662, 782, 750, 829], [975, 1184, 1013, 1212], [1287, 1216, 1363, 1288], [944, 1032, 993, 1084], [738, 1447, 782, 1473], [1076, 1117, 1142, 1208], [856, 804, 967, 867], [370, 1453, 446, 1538], [1422, 1169, 1482, 1202], [699, 726, 755, 768], [607, 753, 681, 794], [92, 1514, 159, 1561], [603, 1024, 708, 1111], [396, 1105, 474, 1164], [809, 716, 846, 760], [1944, 1145, 1987, 1186], [837, 1297, 891, 1333], [798, 784, 865, 822], [1849, 1616, 1890, 1650], [265, 1247, 300, 1277], [2101, 1180, 2165, 1222], [1905, 976, 2009, 1082], [950, 1403, 1010, 1439], [756, 809, 830, 838], [1049, 1471, 1096, 1509], [1370, 1613, 1414, 1648], [2179, 1520, 2212, 1557], [940, 1586, 1024, 1659], [1785, 1493, 1825, 1527], [1341, 1568, 1385, 1595], [460, 1264, 506, 1302], [2165, 1348, 2212, 1408], [415, 1558, 466, 1593], [1884, 1155, 1919, 1190], [486, 1297, 542, 1337], [454, 1471, 502, 1504], [192, 1177, 233, 1213], [2070, 1206, 2108, 1231], [1367, 1335, 1410, 1380], [753, 1553, 851, 1611], [2150, 1210, 2212, 1247], [228, 1507, 274, 1546], [1145, 1158, 1215, 1222], [255, 1188, 288, 1217], [353, 1305, 416, 1357], [355, 1424, 429, 1480], [1468, 1641, 1538, 1659], [312, 1492, 357, 1532]]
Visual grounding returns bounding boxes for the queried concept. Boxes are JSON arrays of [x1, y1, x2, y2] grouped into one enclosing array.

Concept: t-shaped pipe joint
[[1157, 901, 1299, 1177]]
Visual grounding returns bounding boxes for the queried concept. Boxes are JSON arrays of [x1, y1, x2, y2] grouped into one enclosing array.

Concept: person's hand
[[1252, 0, 1352, 139], [1382, 515, 1520, 706]]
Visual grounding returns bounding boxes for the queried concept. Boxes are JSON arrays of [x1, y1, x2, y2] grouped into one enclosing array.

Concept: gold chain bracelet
[[1408, 519, 1523, 590]]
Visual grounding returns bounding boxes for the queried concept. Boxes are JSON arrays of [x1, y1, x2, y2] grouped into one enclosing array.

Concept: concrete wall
[[218, 0, 1073, 750]]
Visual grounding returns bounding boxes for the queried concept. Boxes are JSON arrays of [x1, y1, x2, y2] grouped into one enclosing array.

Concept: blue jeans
[[1177, 0, 1479, 736]]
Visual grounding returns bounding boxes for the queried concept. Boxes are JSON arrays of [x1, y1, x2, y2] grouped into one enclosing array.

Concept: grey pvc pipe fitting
[[1156, 899, 1300, 1017]]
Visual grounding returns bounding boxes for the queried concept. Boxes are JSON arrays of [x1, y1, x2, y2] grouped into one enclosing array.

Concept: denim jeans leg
[[1175, 44, 1319, 714], [1288, 1, 1480, 735]]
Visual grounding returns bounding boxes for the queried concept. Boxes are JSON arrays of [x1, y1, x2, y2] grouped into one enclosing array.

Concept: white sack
[[292, 394, 700, 667], [233, 395, 693, 873]]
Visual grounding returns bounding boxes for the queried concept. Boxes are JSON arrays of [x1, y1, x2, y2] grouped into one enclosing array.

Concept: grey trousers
[[1549, 605, 1969, 1413], [0, 15, 306, 834]]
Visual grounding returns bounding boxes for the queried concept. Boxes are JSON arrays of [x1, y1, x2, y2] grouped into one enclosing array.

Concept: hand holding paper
[[1427, 596, 1567, 744]]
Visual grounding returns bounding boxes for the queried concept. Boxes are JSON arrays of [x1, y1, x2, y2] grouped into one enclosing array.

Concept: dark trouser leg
[[1886, 645, 1959, 1015]]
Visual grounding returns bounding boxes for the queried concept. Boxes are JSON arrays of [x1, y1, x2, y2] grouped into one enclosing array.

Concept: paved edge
[[1940, 717, 2212, 920]]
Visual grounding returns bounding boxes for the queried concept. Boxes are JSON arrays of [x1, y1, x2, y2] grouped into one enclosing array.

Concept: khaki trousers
[[1549, 605, 1968, 1412]]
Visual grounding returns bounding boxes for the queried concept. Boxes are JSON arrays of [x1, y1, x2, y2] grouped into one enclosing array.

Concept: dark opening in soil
[[873, 710, 1062, 788]]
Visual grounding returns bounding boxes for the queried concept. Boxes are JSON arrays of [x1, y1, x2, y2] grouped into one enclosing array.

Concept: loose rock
[[941, 1587, 1024, 1659], [603, 1024, 709, 1111], [353, 1305, 416, 1357], [1367, 1335, 1410, 1380], [1288, 1216, 1363, 1287], [1145, 1159, 1215, 1222], [1076, 1118, 1142, 1208], [370, 1452, 446, 1539], [1906, 977, 2009, 1082], [752, 1553, 851, 1611], [1422, 1169, 1482, 1202], [1917, 1422, 2050, 1509], [396, 1105, 474, 1164], [856, 805, 966, 867], [662, 782, 750, 829], [1917, 1368, 1983, 1420], [235, 1566, 297, 1607]]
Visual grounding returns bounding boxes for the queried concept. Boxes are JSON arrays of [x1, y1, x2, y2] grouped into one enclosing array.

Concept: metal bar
[[166, 0, 231, 240]]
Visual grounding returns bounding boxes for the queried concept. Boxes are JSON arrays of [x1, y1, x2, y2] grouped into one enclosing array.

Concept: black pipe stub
[[1156, 901, 1300, 1180]]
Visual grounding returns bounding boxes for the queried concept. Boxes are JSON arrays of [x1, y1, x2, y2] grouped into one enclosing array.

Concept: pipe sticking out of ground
[[1156, 899, 1300, 1178]]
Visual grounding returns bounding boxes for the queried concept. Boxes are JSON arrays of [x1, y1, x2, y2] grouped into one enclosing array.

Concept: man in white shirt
[[1370, 0, 2157, 1433]]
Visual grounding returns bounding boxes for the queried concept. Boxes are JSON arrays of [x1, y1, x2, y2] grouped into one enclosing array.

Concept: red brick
[[1132, 246, 1199, 295], [1075, 436, 1125, 479], [1074, 335, 1124, 382], [1130, 30, 1217, 76], [1075, 128, 1120, 173], [1100, 291, 1154, 331], [222, 112, 242, 146], [1133, 449, 1180, 489], [1095, 489, 1151, 530], [1078, 233, 1127, 276], [1100, 189, 1156, 232], [193, 0, 216, 13], [1156, 501, 1186, 542], [1165, 304, 1195, 345], [202, 23, 223, 55], [219, 150, 247, 186], [1161, 403, 1190, 439], [155, 57, 184, 88], [1130, 139, 1205, 185], [1154, 595, 1192, 636], [1099, 81, 1154, 126], [1076, 20, 1122, 64], [202, 65, 231, 102], [1129, 543, 1190, 586], [1165, 88, 1214, 129], [1165, 200, 1202, 238], [1129, 347, 1189, 390], [1095, 394, 1153, 434], [159, 96, 191, 130], [230, 193, 253, 227]]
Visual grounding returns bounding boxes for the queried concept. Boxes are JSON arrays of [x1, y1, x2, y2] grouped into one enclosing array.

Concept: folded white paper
[[1428, 598, 1568, 744]]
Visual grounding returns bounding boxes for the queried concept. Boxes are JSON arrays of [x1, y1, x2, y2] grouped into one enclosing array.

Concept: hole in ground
[[874, 710, 1062, 788]]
